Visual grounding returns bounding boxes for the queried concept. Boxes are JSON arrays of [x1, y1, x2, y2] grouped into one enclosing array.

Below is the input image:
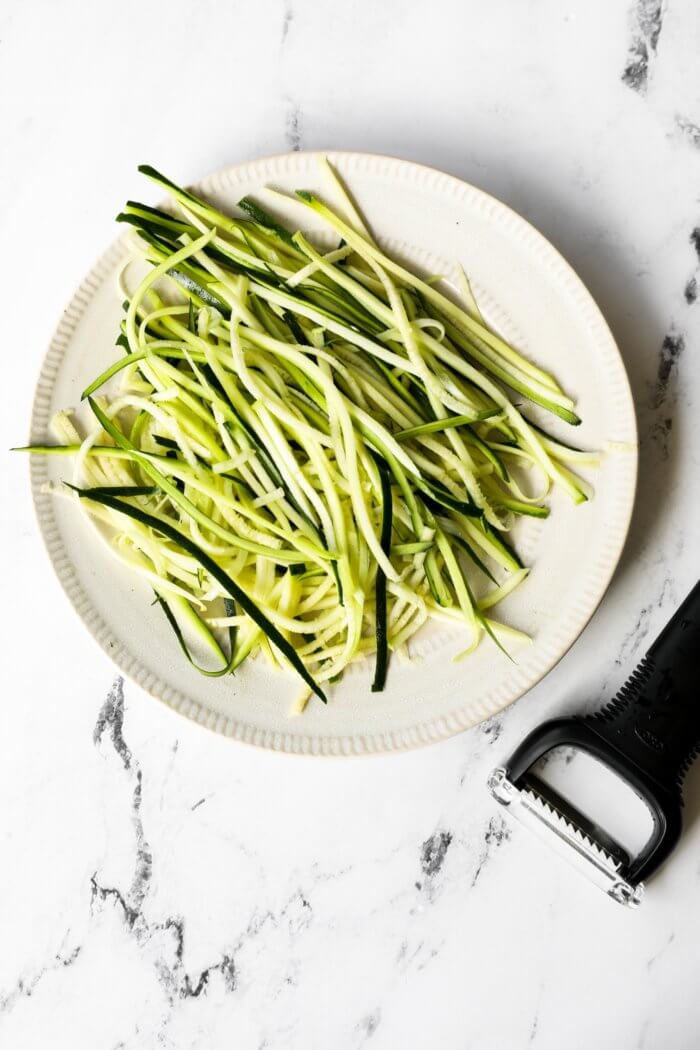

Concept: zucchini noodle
[[17, 158, 596, 708]]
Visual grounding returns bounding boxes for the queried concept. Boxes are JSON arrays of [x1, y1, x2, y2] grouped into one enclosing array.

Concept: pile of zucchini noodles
[[22, 159, 597, 711]]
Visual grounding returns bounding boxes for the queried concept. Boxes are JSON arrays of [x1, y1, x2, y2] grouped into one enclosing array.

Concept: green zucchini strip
[[19, 159, 595, 701], [371, 458, 393, 692], [72, 487, 326, 702]]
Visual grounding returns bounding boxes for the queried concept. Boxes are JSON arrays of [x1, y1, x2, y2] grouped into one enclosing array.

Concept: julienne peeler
[[488, 580, 700, 907]]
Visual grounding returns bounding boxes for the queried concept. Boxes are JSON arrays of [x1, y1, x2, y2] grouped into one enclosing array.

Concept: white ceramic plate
[[29, 152, 637, 755]]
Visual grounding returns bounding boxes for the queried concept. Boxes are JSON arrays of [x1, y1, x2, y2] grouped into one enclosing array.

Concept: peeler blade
[[488, 767, 644, 907]]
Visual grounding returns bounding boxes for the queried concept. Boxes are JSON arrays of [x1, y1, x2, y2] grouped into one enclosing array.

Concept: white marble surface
[[2, 1, 700, 1047]]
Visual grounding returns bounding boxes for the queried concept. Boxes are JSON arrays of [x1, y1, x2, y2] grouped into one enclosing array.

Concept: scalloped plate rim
[[27, 150, 637, 756]]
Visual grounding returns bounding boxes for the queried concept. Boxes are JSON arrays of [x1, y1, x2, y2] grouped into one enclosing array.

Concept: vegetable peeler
[[488, 580, 700, 906]]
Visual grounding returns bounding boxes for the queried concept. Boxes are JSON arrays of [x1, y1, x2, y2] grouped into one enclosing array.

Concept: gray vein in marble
[[637, 1017, 652, 1050], [471, 816, 511, 888], [648, 415, 674, 460], [160, 919, 237, 998], [244, 891, 313, 942], [529, 1010, 539, 1044], [614, 576, 673, 667], [90, 678, 240, 1007], [356, 1009, 381, 1043], [480, 715, 503, 744], [652, 331, 685, 409], [681, 228, 700, 305], [90, 874, 140, 931], [306, 859, 354, 887], [415, 830, 452, 897], [526, 978, 547, 1046], [395, 936, 445, 978], [615, 602, 654, 669], [646, 931, 675, 970], [157, 738, 180, 813], [533, 746, 577, 774], [0, 943, 81, 1014], [396, 940, 414, 966], [675, 115, 700, 150], [621, 0, 666, 94], [91, 679, 153, 927], [688, 228, 700, 273], [458, 720, 503, 787], [94, 675, 131, 770], [691, 228, 700, 262], [285, 97, 302, 152], [280, 1, 301, 154], [280, 0, 292, 46], [413, 831, 457, 907], [130, 769, 153, 917], [643, 320, 685, 459]]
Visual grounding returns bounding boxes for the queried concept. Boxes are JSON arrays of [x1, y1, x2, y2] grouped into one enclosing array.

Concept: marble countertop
[[2, 1, 700, 1047]]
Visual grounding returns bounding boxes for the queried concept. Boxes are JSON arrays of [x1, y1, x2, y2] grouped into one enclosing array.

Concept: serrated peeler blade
[[488, 768, 643, 906]]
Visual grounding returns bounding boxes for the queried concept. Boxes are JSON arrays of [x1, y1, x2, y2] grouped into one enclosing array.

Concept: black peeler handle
[[503, 580, 700, 885], [590, 579, 700, 794]]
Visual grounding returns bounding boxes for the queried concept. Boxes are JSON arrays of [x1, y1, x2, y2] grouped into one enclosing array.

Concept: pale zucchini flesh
[[17, 159, 595, 706]]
